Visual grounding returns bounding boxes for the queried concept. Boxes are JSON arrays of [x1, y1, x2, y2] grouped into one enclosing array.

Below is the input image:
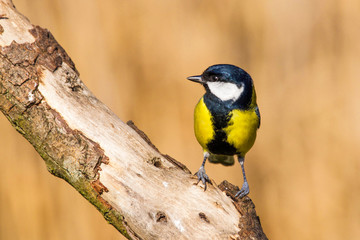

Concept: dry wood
[[0, 1, 268, 239]]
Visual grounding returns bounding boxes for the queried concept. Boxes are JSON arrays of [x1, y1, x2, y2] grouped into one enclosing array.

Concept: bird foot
[[235, 181, 249, 198], [195, 166, 211, 191]]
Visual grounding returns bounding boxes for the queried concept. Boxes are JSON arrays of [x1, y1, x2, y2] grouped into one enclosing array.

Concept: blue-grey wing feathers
[[255, 106, 261, 128]]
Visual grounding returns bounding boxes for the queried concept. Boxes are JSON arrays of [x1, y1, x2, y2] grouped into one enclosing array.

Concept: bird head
[[187, 64, 253, 104]]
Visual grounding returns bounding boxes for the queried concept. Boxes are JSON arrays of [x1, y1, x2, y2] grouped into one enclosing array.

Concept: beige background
[[1, 0, 360, 239]]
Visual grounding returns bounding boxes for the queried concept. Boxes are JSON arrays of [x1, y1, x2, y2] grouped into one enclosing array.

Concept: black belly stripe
[[207, 133, 237, 155], [203, 93, 238, 155]]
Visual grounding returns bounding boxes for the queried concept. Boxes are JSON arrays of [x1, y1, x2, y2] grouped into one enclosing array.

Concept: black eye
[[213, 76, 219, 81]]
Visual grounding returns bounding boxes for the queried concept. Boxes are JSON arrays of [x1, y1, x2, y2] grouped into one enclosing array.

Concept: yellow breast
[[194, 97, 214, 152], [194, 97, 259, 157], [224, 108, 259, 157]]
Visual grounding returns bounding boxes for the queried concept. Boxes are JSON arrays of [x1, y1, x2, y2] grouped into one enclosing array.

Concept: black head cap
[[201, 64, 252, 87]]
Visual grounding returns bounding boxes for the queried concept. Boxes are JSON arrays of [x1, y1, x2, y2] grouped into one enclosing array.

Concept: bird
[[187, 64, 260, 198]]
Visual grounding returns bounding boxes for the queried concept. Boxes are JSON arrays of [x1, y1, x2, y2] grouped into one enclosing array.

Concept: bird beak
[[187, 75, 204, 84]]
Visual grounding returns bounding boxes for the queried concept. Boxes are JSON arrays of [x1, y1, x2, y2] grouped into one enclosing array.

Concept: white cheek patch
[[207, 82, 244, 102]]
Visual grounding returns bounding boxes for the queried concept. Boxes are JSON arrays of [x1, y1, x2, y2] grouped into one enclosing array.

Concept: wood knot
[[155, 211, 167, 223], [148, 157, 163, 168], [199, 212, 210, 223]]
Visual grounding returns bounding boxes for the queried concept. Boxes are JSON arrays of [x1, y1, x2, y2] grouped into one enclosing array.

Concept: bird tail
[[208, 154, 235, 166]]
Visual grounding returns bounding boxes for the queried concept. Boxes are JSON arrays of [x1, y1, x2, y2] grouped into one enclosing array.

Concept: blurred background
[[1, 0, 360, 239]]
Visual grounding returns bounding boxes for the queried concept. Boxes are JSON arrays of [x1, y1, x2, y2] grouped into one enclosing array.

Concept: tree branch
[[0, 1, 268, 239]]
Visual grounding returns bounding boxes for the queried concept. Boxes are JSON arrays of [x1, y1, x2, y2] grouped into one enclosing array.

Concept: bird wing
[[255, 106, 261, 128]]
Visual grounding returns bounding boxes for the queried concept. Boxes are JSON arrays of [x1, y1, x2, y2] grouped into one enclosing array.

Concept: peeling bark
[[0, 1, 268, 239]]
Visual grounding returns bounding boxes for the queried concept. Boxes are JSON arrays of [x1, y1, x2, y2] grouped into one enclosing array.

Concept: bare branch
[[0, 1, 267, 239]]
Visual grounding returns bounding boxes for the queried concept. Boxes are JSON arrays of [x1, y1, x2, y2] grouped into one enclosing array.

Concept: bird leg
[[195, 152, 211, 190], [235, 156, 250, 198]]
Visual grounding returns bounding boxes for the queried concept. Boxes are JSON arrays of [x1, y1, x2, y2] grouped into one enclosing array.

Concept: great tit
[[187, 64, 260, 198]]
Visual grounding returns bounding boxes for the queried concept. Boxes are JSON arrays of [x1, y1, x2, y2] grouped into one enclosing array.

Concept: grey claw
[[235, 181, 249, 198], [195, 166, 211, 191]]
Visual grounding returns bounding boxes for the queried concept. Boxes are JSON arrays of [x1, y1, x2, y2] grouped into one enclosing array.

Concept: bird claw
[[235, 181, 249, 198], [195, 166, 211, 191]]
